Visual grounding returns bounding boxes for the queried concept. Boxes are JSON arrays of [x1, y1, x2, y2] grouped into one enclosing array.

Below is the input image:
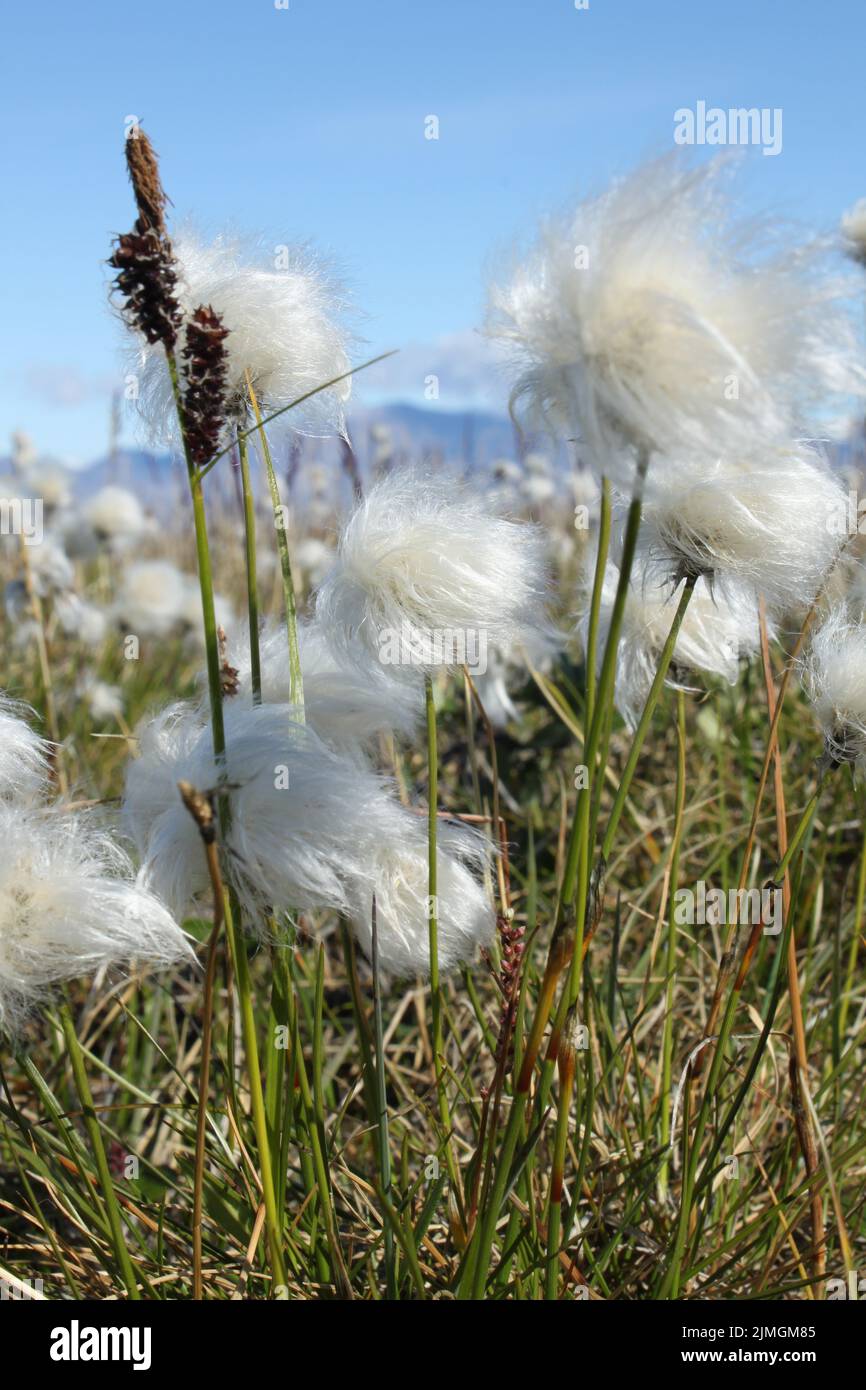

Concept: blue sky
[[2, 0, 864, 462]]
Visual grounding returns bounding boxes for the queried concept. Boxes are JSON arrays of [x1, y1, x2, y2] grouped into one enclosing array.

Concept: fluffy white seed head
[[803, 605, 866, 770], [346, 812, 494, 976], [579, 557, 763, 729], [83, 680, 125, 723], [0, 805, 191, 1035], [230, 619, 423, 757], [0, 697, 51, 805], [27, 535, 73, 597], [132, 230, 352, 445], [294, 537, 335, 589], [488, 156, 864, 491], [54, 593, 108, 648], [123, 699, 492, 974], [113, 561, 188, 637], [520, 474, 556, 507], [635, 447, 847, 615], [316, 468, 551, 674], [123, 700, 377, 921], [83, 486, 146, 547]]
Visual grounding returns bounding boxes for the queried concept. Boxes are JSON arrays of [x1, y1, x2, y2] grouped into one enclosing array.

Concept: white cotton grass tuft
[[520, 473, 556, 508], [123, 699, 492, 975], [487, 155, 864, 492], [26, 536, 74, 597], [54, 593, 108, 648], [473, 627, 562, 729], [0, 803, 192, 1036], [634, 446, 847, 615], [346, 811, 494, 976], [578, 556, 763, 729], [315, 467, 551, 675], [229, 618, 423, 757], [0, 697, 51, 805], [841, 199, 866, 267], [82, 679, 125, 724], [83, 486, 147, 548], [803, 605, 866, 772], [131, 229, 353, 446], [113, 560, 188, 638]]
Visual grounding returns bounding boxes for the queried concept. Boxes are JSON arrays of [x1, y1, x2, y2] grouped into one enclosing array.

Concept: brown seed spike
[[109, 224, 182, 350], [125, 127, 170, 235], [181, 305, 230, 467]]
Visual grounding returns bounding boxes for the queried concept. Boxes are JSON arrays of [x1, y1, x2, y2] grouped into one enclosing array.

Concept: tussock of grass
[[1, 575, 863, 1299]]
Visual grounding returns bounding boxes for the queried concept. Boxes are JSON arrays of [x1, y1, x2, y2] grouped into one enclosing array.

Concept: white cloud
[[21, 364, 116, 410], [360, 329, 509, 411]]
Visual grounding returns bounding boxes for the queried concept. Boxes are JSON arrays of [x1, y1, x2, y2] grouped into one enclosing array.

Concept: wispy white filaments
[[487, 155, 864, 493], [315, 468, 551, 675], [0, 696, 51, 805], [635, 446, 847, 615], [130, 230, 353, 447], [579, 558, 764, 729], [803, 605, 866, 773], [123, 699, 493, 976], [0, 803, 191, 1036]]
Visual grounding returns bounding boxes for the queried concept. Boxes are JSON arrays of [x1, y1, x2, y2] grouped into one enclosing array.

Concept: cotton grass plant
[[4, 135, 866, 1304]]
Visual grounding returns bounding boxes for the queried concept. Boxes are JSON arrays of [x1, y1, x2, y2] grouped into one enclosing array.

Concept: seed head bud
[[109, 226, 182, 350], [181, 305, 230, 466], [124, 128, 170, 235], [109, 125, 182, 351]]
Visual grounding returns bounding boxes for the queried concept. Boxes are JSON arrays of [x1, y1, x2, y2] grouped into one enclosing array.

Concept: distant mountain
[[1, 402, 567, 518], [344, 401, 526, 467], [17, 402, 863, 519]]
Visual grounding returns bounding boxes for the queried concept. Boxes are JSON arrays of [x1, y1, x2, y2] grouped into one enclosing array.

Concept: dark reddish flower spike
[[181, 305, 230, 466]]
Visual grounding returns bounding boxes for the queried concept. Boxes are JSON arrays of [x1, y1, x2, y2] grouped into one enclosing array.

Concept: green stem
[[462, 451, 650, 1297], [246, 375, 304, 712], [659, 690, 687, 1198], [838, 818, 866, 1046], [238, 428, 262, 703], [662, 785, 824, 1298], [58, 1002, 140, 1300], [584, 479, 612, 735], [371, 898, 397, 1298], [544, 1041, 577, 1300], [166, 350, 286, 1290], [425, 674, 461, 1202]]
